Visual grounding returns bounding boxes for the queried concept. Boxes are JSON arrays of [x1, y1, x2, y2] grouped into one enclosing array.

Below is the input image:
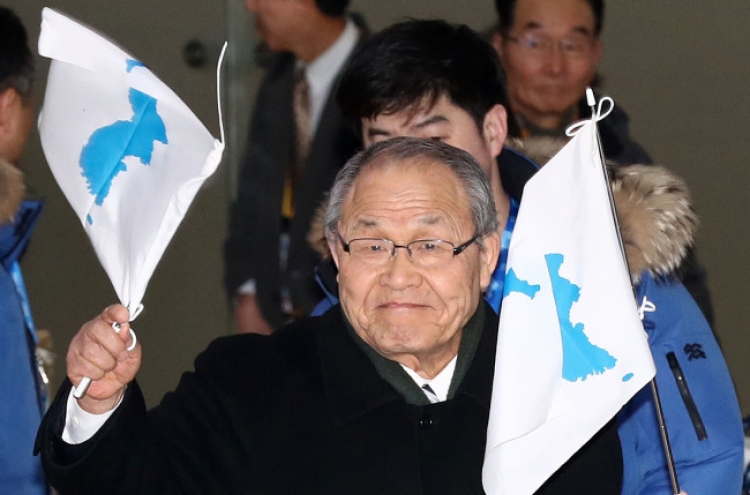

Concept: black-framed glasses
[[338, 233, 479, 268]]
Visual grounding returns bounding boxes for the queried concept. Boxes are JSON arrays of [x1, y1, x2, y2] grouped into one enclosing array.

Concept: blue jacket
[[618, 273, 743, 495], [0, 199, 48, 495]]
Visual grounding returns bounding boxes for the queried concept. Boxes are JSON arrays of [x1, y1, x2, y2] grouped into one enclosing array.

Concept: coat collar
[[315, 302, 498, 425]]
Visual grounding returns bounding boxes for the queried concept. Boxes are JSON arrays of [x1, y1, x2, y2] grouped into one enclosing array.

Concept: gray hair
[[324, 137, 498, 241]]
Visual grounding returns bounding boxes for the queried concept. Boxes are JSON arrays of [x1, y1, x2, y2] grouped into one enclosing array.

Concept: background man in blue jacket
[[0, 7, 48, 495]]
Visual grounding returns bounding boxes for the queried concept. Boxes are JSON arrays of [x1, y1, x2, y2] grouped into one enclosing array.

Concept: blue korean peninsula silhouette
[[79, 60, 167, 223], [504, 253, 618, 382]]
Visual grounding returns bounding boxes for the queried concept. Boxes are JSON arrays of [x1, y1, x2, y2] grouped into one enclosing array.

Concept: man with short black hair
[[224, 0, 365, 334], [335, 21, 534, 312]]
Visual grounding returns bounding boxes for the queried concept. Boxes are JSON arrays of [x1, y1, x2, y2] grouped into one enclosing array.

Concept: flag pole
[[586, 88, 681, 495]]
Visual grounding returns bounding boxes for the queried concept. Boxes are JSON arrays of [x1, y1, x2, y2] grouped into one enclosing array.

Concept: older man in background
[[491, 0, 715, 327], [491, 0, 648, 164]]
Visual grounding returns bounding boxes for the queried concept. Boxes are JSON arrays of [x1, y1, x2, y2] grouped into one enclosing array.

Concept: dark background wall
[[5, 1, 750, 415]]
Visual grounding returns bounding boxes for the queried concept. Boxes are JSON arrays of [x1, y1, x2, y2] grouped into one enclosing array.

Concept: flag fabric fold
[[482, 116, 655, 495], [37, 8, 224, 314]]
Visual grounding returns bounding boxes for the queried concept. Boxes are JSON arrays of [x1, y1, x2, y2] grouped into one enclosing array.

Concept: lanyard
[[485, 197, 519, 312], [9, 260, 48, 411], [9, 260, 36, 340]]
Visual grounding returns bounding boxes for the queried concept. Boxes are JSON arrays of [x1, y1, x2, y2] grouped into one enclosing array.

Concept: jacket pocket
[[666, 351, 707, 441]]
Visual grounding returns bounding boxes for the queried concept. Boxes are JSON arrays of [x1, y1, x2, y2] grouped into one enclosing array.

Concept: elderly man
[[0, 7, 48, 495], [326, 19, 742, 494], [37, 138, 512, 494], [490, 0, 715, 325]]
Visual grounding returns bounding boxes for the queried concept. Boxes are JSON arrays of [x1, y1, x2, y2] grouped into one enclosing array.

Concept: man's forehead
[[347, 211, 449, 230], [368, 95, 456, 127], [340, 160, 469, 224], [362, 99, 479, 145], [512, 0, 596, 35]]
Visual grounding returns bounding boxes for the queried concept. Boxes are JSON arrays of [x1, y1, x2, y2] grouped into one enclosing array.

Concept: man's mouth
[[379, 301, 427, 310]]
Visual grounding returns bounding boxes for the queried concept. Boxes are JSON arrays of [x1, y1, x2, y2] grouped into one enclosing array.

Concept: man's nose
[[380, 246, 422, 289], [542, 43, 567, 74]]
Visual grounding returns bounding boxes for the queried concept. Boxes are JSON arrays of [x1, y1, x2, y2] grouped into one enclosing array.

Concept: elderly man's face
[[329, 159, 499, 374], [495, 0, 602, 128]]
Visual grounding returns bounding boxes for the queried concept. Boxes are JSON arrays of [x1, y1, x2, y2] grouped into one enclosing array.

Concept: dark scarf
[[346, 304, 486, 405]]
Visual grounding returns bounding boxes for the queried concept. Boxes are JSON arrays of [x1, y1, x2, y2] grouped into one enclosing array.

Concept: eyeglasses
[[338, 234, 479, 268], [506, 32, 595, 59]]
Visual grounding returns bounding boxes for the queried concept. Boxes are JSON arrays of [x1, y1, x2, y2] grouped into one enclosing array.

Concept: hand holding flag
[[37, 8, 226, 397]]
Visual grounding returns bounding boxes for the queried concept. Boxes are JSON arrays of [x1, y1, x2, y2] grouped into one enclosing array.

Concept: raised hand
[[67, 304, 142, 414]]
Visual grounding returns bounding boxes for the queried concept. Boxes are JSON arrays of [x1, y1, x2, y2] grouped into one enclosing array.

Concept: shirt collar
[[400, 356, 457, 403], [298, 17, 359, 131], [317, 303, 496, 425]]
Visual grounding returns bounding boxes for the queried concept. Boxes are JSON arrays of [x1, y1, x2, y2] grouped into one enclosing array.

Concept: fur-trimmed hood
[[507, 136, 697, 282], [0, 158, 25, 224], [307, 136, 698, 282]]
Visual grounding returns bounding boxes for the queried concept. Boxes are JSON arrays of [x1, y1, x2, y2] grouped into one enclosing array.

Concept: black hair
[[337, 19, 520, 137], [315, 0, 349, 17], [0, 7, 34, 100], [495, 0, 605, 37]]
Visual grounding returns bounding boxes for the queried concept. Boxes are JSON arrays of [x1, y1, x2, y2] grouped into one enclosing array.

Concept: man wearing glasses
[[490, 0, 717, 330], [491, 0, 649, 166], [38, 138, 515, 494]]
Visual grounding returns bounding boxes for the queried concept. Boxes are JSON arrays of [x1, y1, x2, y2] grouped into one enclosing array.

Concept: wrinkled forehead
[[339, 157, 472, 233]]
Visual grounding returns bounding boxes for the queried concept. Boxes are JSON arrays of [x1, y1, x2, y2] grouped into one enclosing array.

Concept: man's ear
[[0, 88, 20, 136], [327, 235, 341, 269], [479, 231, 501, 291], [482, 104, 508, 159], [0, 88, 27, 162]]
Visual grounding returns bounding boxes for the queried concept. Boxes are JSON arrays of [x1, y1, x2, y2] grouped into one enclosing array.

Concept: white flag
[[37, 8, 224, 315], [482, 117, 655, 494]]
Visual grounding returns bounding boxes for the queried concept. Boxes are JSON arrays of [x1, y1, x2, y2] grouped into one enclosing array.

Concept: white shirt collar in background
[[299, 17, 359, 134]]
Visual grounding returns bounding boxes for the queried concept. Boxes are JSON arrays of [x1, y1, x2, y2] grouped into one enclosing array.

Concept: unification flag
[[37, 8, 225, 316], [482, 114, 655, 494]]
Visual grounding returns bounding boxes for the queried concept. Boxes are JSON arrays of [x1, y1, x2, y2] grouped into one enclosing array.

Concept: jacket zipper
[[666, 352, 707, 441]]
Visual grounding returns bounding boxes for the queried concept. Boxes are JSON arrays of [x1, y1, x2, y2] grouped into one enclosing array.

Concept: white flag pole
[[582, 88, 681, 495]]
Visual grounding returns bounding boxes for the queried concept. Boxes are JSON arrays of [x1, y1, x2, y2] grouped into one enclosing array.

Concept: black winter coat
[[36, 304, 621, 494]]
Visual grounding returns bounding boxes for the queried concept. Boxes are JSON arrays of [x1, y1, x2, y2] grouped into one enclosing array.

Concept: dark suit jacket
[[36, 304, 622, 495], [224, 44, 363, 327]]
